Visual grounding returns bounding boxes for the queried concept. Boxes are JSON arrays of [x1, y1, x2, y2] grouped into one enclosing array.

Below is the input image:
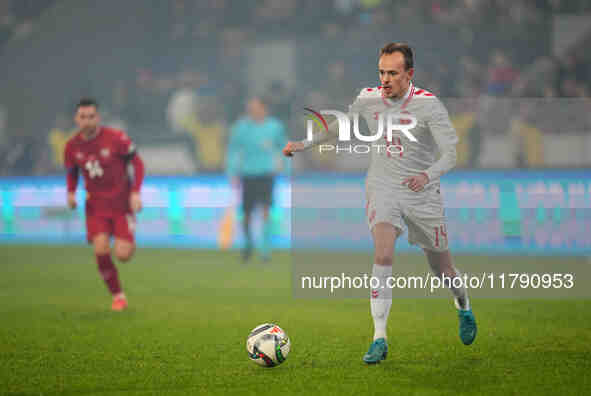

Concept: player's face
[[378, 52, 414, 99], [74, 106, 100, 134], [247, 99, 267, 122]]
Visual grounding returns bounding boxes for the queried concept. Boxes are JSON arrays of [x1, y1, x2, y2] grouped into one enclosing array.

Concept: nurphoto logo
[[304, 108, 418, 154]]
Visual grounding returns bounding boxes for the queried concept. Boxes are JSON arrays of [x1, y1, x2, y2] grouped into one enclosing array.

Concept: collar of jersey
[[382, 81, 414, 108], [79, 126, 103, 142]]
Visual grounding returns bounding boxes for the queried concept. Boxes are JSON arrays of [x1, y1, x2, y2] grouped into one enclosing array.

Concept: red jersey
[[65, 126, 139, 216]]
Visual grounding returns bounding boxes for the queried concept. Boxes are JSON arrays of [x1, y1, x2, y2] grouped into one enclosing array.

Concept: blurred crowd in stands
[[0, 0, 54, 46], [0, 0, 590, 175]]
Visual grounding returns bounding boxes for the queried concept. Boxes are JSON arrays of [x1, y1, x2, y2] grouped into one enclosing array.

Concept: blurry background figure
[[226, 97, 288, 262], [106, 79, 132, 131], [450, 81, 484, 168], [47, 113, 75, 172], [487, 50, 519, 96], [264, 80, 293, 126], [0, 133, 45, 176], [0, 0, 589, 174], [509, 101, 544, 168], [167, 70, 202, 133], [179, 96, 227, 171]]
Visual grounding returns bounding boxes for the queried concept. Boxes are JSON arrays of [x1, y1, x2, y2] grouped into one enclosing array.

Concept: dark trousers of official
[[241, 175, 274, 251]]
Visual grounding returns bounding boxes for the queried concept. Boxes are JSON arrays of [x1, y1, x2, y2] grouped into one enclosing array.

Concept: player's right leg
[[87, 215, 125, 311], [113, 213, 136, 262], [363, 189, 404, 364], [363, 222, 400, 364]]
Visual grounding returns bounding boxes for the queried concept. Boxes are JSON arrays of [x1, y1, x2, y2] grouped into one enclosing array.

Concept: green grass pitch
[[0, 245, 590, 395]]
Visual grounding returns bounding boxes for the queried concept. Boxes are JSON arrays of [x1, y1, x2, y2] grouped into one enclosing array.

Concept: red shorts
[[86, 212, 136, 243]]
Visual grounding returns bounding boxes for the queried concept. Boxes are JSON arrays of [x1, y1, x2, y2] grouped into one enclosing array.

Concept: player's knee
[[115, 250, 133, 262], [93, 235, 110, 256], [115, 244, 135, 262], [94, 245, 110, 256]]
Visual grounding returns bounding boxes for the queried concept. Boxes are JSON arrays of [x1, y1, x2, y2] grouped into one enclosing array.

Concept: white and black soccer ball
[[246, 323, 291, 367]]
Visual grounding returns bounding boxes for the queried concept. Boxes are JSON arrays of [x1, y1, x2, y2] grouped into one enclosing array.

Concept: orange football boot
[[111, 295, 128, 311]]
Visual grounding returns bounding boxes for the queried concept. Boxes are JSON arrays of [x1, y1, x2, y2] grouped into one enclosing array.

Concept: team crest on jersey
[[75, 152, 84, 160], [100, 148, 110, 158]]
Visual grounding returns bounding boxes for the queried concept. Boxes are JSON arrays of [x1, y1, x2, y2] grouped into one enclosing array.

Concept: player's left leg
[[113, 213, 136, 262], [423, 248, 469, 310], [402, 186, 477, 345], [423, 249, 477, 345], [109, 213, 137, 311], [404, 196, 477, 345], [114, 238, 135, 262]]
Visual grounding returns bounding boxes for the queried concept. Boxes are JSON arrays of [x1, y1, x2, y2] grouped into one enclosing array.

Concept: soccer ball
[[246, 323, 291, 367]]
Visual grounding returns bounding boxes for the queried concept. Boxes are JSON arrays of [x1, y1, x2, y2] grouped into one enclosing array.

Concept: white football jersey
[[348, 82, 458, 194]]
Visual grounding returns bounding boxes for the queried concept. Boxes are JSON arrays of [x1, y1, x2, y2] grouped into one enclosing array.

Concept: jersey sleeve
[[129, 153, 145, 192], [64, 142, 75, 170], [64, 142, 79, 193], [347, 89, 367, 115], [424, 98, 459, 182], [114, 130, 137, 158]]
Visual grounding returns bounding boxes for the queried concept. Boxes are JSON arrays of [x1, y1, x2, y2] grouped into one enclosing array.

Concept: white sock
[[370, 263, 392, 340], [114, 292, 126, 300], [446, 269, 469, 310], [453, 284, 470, 311], [428, 260, 470, 310]]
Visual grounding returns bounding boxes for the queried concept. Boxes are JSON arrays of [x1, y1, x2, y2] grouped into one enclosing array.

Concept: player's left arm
[[128, 154, 145, 212], [404, 99, 458, 192], [425, 99, 458, 180], [116, 131, 145, 212]]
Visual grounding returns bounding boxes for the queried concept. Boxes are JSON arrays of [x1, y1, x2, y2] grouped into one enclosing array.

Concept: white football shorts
[[365, 183, 449, 252]]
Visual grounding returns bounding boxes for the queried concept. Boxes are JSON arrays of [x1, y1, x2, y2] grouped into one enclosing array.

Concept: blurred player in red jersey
[[64, 98, 145, 311]]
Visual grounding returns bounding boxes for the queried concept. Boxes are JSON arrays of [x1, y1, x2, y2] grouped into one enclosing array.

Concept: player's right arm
[[283, 89, 365, 157], [282, 118, 340, 157], [64, 142, 78, 209]]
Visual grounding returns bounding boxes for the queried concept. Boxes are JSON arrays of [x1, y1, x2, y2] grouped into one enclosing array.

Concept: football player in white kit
[[283, 43, 477, 364]]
